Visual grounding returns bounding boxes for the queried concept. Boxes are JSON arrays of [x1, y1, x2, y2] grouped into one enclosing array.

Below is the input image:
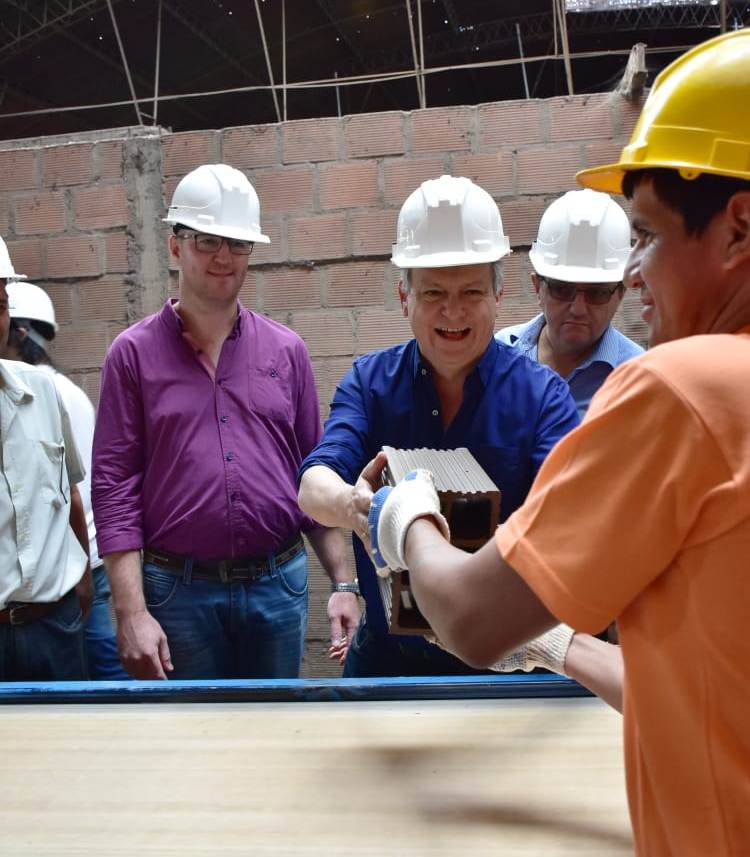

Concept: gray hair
[[402, 261, 504, 295]]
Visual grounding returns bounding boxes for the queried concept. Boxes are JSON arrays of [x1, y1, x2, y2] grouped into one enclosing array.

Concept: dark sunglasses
[[176, 230, 254, 257], [541, 278, 623, 306]]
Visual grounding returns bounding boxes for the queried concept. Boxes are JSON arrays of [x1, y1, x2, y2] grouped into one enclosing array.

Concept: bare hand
[[116, 609, 173, 679], [348, 451, 389, 549], [75, 564, 94, 620], [327, 591, 361, 665]]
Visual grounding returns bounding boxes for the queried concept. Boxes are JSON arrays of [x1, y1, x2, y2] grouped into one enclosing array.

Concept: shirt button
[[220, 415, 228, 423], [431, 409, 439, 417], [269, 369, 277, 378], [421, 368, 427, 375], [225, 452, 234, 461]]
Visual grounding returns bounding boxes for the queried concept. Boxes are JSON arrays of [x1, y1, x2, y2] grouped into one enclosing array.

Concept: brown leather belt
[[143, 534, 304, 582], [0, 596, 67, 626]]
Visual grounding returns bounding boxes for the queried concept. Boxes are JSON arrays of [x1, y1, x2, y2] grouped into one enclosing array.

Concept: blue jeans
[[343, 619, 495, 678], [143, 547, 308, 679], [84, 566, 130, 681], [0, 588, 87, 681]]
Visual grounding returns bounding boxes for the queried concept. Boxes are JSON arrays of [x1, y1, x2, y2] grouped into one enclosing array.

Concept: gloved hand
[[367, 469, 450, 577], [427, 623, 575, 676]]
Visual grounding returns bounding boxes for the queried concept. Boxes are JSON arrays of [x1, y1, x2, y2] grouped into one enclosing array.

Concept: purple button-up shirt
[[92, 300, 322, 560]]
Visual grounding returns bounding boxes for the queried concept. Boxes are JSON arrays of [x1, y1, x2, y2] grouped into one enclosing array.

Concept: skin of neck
[[537, 323, 594, 378]]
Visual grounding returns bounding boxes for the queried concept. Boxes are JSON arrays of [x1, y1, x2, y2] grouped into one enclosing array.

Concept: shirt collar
[[513, 313, 621, 372], [0, 359, 35, 403], [412, 337, 498, 388], [162, 297, 245, 338]]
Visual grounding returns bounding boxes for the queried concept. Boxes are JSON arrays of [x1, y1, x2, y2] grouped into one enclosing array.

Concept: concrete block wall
[[0, 90, 646, 677]]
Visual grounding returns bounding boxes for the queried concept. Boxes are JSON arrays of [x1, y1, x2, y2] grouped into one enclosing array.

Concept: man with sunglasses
[[497, 189, 643, 418], [92, 164, 354, 680]]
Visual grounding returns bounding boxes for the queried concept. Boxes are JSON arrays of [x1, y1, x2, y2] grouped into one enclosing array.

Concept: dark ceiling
[[1, 0, 748, 141]]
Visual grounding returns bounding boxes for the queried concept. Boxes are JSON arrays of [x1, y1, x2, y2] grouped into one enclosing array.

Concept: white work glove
[[427, 624, 575, 676], [367, 469, 450, 577]]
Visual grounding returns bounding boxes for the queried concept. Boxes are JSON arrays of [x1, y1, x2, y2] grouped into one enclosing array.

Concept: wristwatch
[[331, 580, 360, 595]]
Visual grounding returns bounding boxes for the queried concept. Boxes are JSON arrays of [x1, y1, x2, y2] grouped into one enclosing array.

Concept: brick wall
[[0, 91, 646, 677]]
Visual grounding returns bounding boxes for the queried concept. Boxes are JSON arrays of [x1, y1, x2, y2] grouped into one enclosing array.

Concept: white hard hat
[[0, 235, 27, 281], [164, 164, 270, 244], [6, 281, 58, 331], [391, 175, 511, 269], [529, 189, 631, 283]]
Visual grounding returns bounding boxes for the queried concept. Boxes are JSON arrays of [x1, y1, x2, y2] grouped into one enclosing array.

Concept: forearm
[[564, 633, 624, 713], [305, 526, 354, 585], [68, 485, 90, 562], [406, 519, 556, 668], [104, 550, 146, 618], [298, 465, 357, 529]]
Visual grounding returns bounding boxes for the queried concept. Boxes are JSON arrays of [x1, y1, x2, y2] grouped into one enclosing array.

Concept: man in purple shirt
[[92, 164, 357, 680]]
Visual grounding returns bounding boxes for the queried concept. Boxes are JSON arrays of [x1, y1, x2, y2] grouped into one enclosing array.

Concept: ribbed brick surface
[[4, 239, 43, 280], [326, 261, 387, 307], [288, 213, 347, 261], [549, 94, 612, 142], [350, 208, 398, 257], [104, 231, 129, 273], [52, 325, 110, 369], [500, 196, 550, 247], [43, 144, 92, 187], [0, 199, 8, 234], [47, 235, 102, 278], [412, 106, 473, 153], [517, 145, 584, 194], [450, 151, 514, 196], [345, 112, 405, 158], [247, 218, 284, 267], [15, 191, 66, 235], [584, 140, 626, 171], [291, 310, 354, 357], [356, 308, 413, 354], [223, 125, 279, 169], [238, 269, 257, 309], [253, 167, 314, 215], [496, 252, 529, 301], [260, 267, 322, 312], [95, 140, 124, 181], [383, 156, 445, 204], [77, 276, 128, 323], [74, 184, 128, 229], [44, 283, 73, 325], [479, 101, 543, 147], [283, 117, 340, 164], [0, 149, 37, 191], [319, 160, 379, 210], [162, 130, 219, 176]]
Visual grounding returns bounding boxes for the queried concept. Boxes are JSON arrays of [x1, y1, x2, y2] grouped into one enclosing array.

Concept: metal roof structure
[[0, 0, 746, 140]]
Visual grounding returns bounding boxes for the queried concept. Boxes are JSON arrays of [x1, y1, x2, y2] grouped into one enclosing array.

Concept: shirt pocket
[[36, 440, 70, 509], [249, 366, 292, 422]]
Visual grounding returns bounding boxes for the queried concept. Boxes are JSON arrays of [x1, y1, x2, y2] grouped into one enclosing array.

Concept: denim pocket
[[45, 592, 83, 634], [143, 564, 180, 609], [276, 551, 308, 597]]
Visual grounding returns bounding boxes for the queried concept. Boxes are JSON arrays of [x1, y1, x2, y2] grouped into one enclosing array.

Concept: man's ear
[[723, 191, 750, 271], [168, 234, 180, 264], [531, 273, 542, 300], [398, 278, 408, 318]]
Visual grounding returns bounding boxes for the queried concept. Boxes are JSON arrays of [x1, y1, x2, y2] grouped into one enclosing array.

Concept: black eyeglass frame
[[175, 229, 255, 257], [539, 277, 624, 306]]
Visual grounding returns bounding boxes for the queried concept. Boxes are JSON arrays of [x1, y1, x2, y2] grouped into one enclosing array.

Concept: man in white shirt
[[0, 240, 92, 681]]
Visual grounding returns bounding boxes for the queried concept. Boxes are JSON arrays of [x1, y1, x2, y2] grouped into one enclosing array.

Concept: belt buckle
[[9, 604, 30, 626]]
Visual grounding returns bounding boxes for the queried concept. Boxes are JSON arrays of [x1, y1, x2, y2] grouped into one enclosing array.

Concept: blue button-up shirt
[[496, 314, 644, 419], [300, 337, 579, 635]]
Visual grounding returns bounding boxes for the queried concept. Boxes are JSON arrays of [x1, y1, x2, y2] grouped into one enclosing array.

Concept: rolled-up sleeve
[[92, 339, 146, 555]]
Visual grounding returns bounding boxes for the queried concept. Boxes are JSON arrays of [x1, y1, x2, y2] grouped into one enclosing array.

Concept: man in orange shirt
[[365, 30, 750, 857]]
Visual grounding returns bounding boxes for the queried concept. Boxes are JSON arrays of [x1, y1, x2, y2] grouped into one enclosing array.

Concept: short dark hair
[[622, 168, 750, 236], [8, 318, 56, 367]]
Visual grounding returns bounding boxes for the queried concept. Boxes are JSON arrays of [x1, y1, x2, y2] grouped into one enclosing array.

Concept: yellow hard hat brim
[[576, 163, 627, 195]]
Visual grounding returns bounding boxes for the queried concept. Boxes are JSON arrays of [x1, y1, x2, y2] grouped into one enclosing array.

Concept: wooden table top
[[0, 696, 631, 856]]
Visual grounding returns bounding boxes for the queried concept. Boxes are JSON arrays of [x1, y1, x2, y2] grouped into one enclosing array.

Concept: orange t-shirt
[[495, 327, 750, 857]]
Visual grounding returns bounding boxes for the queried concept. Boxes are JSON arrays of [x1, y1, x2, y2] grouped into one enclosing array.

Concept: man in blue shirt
[[298, 175, 579, 676], [497, 190, 643, 419]]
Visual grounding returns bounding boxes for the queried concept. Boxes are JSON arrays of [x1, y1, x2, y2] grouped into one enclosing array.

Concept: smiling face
[[169, 230, 248, 310], [626, 179, 726, 347], [535, 273, 624, 360], [400, 263, 499, 380]]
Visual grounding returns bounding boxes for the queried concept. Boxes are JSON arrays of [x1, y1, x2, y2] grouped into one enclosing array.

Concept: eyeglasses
[[176, 230, 254, 256], [541, 278, 623, 306]]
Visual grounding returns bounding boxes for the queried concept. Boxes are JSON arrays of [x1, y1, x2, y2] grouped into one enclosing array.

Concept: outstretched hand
[[348, 451, 389, 549]]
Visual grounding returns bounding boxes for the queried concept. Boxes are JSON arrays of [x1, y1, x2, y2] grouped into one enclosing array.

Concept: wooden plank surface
[[0, 697, 632, 856]]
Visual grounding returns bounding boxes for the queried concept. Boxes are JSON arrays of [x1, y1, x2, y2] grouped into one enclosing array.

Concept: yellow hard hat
[[577, 29, 750, 194]]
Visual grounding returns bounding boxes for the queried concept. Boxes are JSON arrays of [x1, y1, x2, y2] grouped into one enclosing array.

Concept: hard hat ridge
[[6, 281, 58, 331]]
